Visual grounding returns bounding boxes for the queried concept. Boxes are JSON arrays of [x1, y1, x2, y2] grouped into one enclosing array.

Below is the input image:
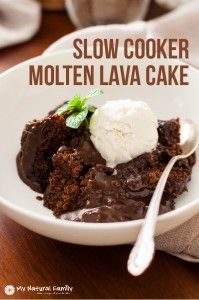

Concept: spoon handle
[[127, 156, 177, 276]]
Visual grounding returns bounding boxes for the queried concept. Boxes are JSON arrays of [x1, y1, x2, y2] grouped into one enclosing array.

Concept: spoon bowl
[[180, 119, 199, 156]]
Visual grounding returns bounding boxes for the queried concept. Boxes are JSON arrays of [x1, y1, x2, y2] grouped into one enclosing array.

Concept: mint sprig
[[56, 88, 103, 129], [66, 107, 88, 129]]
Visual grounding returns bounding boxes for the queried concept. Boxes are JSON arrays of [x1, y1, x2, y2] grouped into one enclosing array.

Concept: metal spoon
[[127, 119, 199, 276]]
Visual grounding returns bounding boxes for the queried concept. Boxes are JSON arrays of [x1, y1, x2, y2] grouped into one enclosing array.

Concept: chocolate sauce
[[17, 111, 196, 223]]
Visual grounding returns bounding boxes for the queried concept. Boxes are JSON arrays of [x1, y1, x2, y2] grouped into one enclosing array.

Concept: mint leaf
[[67, 95, 82, 110], [79, 97, 88, 109], [88, 106, 96, 113], [80, 88, 103, 109], [56, 95, 81, 116], [56, 103, 70, 116], [56, 88, 103, 129], [66, 107, 88, 129], [86, 88, 104, 99]]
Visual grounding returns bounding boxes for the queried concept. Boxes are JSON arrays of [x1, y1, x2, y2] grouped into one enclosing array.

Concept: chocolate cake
[[17, 115, 72, 192], [17, 110, 196, 222]]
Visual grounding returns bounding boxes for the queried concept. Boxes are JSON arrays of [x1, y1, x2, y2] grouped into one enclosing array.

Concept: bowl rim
[[0, 48, 199, 229], [0, 193, 199, 229]]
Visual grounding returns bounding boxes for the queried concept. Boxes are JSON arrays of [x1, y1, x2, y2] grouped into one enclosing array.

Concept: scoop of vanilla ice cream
[[89, 99, 158, 168]]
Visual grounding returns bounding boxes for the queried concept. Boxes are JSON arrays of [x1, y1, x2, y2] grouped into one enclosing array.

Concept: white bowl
[[0, 49, 199, 246]]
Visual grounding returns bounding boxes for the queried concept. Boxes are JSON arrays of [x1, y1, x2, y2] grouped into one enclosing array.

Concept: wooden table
[[0, 2, 199, 299]]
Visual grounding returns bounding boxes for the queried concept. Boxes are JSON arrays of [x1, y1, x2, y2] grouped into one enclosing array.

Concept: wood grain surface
[[0, 2, 199, 299]]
